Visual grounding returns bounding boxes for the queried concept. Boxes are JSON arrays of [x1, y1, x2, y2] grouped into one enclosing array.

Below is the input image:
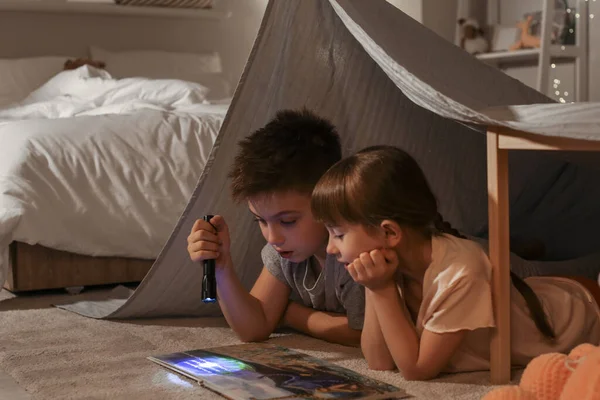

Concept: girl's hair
[[311, 145, 555, 341]]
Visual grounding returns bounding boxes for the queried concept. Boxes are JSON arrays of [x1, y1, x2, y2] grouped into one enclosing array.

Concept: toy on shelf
[[509, 15, 541, 51], [457, 17, 489, 55]]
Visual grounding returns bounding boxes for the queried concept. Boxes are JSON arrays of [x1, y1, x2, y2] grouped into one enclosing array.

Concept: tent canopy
[[60, 0, 600, 319]]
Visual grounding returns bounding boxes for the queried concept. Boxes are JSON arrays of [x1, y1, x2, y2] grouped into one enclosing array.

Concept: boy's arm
[[361, 289, 395, 370], [217, 263, 291, 343], [281, 301, 361, 347]]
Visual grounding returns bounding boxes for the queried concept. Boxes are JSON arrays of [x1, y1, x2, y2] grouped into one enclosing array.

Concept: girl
[[311, 145, 600, 381]]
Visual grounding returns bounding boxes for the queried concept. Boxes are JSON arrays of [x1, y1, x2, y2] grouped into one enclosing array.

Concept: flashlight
[[201, 215, 217, 303]]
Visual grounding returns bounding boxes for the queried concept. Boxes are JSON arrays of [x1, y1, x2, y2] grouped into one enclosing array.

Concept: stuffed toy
[[457, 18, 489, 55], [509, 15, 541, 51], [481, 343, 600, 400], [64, 58, 106, 71]]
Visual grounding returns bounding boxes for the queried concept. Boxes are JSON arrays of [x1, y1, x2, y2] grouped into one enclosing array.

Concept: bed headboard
[[0, 4, 233, 78], [0, 10, 224, 57]]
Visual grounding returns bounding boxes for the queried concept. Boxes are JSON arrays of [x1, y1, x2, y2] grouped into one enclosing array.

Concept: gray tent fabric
[[59, 0, 600, 319]]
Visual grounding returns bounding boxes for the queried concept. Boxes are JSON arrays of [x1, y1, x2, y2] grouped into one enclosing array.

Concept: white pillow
[[0, 56, 71, 108], [90, 46, 230, 100], [22, 65, 114, 105]]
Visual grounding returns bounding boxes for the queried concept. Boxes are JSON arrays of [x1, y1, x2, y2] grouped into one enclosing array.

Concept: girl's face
[[325, 223, 387, 266]]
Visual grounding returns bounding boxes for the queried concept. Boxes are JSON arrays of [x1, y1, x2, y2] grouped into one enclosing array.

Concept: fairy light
[[561, 45, 566, 50], [576, 13, 580, 18], [555, 90, 561, 95], [554, 84, 559, 88], [567, 8, 572, 13], [551, 63, 556, 68], [560, 98, 566, 103], [564, 92, 569, 96]]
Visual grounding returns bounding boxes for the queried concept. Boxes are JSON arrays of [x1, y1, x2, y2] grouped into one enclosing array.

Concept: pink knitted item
[[560, 347, 600, 400], [519, 353, 573, 400], [481, 386, 536, 400]]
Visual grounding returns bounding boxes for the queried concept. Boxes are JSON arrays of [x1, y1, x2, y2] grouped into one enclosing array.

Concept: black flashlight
[[201, 215, 217, 303]]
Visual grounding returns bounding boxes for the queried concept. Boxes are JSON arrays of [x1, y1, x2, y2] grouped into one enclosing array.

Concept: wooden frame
[[4, 241, 153, 292], [486, 125, 600, 384]]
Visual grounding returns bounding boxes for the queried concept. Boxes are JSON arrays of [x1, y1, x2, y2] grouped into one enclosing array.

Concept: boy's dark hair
[[228, 108, 342, 202]]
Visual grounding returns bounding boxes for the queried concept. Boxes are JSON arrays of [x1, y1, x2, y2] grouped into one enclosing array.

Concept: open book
[[148, 343, 411, 399]]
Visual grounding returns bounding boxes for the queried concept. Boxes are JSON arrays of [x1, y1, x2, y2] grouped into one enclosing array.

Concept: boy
[[186, 109, 364, 346]]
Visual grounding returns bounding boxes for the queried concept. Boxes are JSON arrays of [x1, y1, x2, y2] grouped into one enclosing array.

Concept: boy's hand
[[187, 215, 232, 270], [347, 248, 398, 291]]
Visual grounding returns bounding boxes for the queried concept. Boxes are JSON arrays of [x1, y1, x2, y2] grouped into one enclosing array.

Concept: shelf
[[0, 0, 231, 19], [476, 45, 583, 63]]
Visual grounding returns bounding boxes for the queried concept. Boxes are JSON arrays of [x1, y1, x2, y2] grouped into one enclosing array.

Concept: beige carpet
[[0, 287, 520, 400]]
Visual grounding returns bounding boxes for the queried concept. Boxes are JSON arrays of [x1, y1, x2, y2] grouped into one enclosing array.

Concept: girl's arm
[[361, 289, 395, 370], [281, 301, 362, 347], [369, 282, 467, 381]]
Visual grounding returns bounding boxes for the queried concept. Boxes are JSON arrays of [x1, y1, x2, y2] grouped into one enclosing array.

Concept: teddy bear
[[481, 343, 600, 400], [457, 17, 489, 55], [63, 58, 106, 71]]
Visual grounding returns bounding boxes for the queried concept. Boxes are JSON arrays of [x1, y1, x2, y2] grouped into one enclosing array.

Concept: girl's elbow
[[367, 359, 396, 371], [236, 329, 270, 343], [400, 368, 437, 381]]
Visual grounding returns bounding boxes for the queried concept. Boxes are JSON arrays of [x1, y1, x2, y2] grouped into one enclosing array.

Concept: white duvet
[[0, 66, 228, 286]]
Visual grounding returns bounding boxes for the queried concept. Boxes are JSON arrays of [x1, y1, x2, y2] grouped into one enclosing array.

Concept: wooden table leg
[[487, 129, 511, 384]]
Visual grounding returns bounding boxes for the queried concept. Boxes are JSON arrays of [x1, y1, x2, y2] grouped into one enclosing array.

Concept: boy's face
[[325, 223, 385, 266], [248, 191, 328, 263]]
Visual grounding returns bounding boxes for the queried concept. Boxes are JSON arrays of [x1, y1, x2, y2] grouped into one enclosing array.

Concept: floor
[[0, 289, 31, 399], [0, 287, 114, 400], [0, 370, 31, 400]]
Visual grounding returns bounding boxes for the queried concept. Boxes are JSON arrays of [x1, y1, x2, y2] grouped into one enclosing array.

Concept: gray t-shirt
[[261, 244, 365, 330]]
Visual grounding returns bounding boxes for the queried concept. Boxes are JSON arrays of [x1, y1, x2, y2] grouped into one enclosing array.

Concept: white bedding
[[0, 66, 229, 285]]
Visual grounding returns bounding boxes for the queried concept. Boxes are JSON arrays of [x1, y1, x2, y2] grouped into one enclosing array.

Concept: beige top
[[408, 234, 600, 373]]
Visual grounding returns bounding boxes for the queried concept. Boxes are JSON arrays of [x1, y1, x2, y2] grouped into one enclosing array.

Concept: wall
[[387, 0, 458, 43], [213, 0, 268, 85], [0, 0, 268, 92], [386, 0, 423, 23]]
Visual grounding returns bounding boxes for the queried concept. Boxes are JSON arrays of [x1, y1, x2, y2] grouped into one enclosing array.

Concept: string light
[[564, 92, 569, 96], [559, 98, 566, 103], [551, 63, 556, 68]]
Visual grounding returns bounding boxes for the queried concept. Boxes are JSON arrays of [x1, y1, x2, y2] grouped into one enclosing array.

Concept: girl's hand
[[346, 248, 398, 291], [187, 215, 232, 270]]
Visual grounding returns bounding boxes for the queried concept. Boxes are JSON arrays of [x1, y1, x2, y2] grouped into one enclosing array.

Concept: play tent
[[60, 0, 600, 322]]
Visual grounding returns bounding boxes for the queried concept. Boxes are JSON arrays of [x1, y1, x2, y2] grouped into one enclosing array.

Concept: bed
[[0, 7, 234, 292]]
